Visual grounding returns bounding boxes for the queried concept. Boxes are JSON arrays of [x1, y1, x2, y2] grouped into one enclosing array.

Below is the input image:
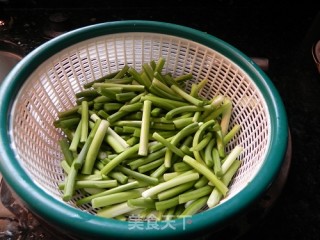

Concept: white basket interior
[[10, 32, 270, 214]]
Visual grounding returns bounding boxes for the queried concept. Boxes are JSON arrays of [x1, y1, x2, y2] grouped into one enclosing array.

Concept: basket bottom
[[0, 129, 291, 240]]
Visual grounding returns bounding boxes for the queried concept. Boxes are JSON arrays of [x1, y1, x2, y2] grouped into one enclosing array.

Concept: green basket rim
[[0, 20, 288, 239]]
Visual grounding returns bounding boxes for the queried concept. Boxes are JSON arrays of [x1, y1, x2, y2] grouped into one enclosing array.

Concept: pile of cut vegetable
[[54, 57, 243, 221]]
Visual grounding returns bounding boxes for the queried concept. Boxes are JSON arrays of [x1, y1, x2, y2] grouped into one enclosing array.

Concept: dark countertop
[[1, 1, 320, 239]]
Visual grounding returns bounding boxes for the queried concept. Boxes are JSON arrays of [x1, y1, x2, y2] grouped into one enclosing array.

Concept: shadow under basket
[[0, 20, 288, 240]]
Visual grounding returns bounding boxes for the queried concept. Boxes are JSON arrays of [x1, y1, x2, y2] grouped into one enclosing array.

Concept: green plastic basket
[[0, 20, 288, 239]]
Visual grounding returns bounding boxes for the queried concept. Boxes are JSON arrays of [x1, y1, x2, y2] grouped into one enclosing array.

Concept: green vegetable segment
[[55, 58, 243, 221]]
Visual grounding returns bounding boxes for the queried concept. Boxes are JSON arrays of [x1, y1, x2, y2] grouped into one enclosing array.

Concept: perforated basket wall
[[9, 32, 269, 214]]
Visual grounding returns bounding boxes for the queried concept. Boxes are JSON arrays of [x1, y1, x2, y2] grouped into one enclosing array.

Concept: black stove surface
[[1, 1, 320, 240]]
